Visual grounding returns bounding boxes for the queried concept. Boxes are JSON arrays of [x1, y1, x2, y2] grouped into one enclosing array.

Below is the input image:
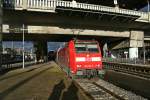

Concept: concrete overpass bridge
[[1, 0, 150, 61], [2, 0, 150, 22]]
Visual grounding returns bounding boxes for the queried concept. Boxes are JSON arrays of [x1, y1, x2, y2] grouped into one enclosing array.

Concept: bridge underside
[[2, 33, 126, 44], [3, 9, 150, 31]]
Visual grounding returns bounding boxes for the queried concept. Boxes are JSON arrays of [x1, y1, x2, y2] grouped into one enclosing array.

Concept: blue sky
[[3, 41, 33, 51], [47, 42, 64, 51], [2, 41, 64, 52]]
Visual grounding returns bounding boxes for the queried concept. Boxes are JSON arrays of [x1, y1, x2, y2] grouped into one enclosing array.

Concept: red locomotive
[[56, 39, 103, 78]]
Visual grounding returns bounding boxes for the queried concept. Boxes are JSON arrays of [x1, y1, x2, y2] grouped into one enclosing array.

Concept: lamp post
[[143, 37, 146, 64], [114, 0, 118, 5], [0, 0, 3, 68], [0, 33, 2, 68], [148, 0, 150, 22], [114, 0, 118, 8], [22, 24, 25, 69]]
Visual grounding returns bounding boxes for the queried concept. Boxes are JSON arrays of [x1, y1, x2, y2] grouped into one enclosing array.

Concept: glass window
[[87, 44, 99, 53], [75, 44, 86, 53], [75, 43, 99, 53]]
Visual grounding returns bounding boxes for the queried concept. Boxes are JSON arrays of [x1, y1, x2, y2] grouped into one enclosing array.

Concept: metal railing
[[103, 61, 150, 79], [3, 0, 148, 18], [102, 58, 150, 65]]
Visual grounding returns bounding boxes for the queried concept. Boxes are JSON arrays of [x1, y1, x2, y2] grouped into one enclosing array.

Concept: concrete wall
[[130, 31, 144, 48], [129, 31, 144, 58]]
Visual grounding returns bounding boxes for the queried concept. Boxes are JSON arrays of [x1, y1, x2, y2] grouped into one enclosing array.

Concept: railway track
[[75, 79, 148, 100], [103, 62, 150, 79]]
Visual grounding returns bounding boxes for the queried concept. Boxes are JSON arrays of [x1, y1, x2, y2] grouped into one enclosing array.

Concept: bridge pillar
[[0, 0, 3, 68], [129, 31, 144, 59], [34, 41, 48, 63]]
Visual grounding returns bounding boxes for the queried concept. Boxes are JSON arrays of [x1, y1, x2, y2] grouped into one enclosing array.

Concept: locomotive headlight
[[76, 57, 86, 62], [92, 57, 101, 61]]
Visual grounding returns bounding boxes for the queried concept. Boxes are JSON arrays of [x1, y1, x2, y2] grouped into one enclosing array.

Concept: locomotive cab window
[[75, 44, 86, 53], [87, 44, 99, 53], [75, 43, 99, 53]]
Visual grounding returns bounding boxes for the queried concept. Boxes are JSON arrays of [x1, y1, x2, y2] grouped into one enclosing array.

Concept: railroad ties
[[76, 79, 147, 100]]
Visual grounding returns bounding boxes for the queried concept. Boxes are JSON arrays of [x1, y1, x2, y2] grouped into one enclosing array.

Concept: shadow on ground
[[62, 81, 79, 100], [48, 80, 65, 100], [48, 80, 79, 100]]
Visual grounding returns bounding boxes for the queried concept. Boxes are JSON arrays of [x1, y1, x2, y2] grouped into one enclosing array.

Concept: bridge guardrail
[[102, 58, 149, 65], [3, 0, 148, 18], [103, 61, 150, 79]]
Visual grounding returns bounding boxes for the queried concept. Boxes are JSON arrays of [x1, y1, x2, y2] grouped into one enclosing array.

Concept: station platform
[[0, 61, 86, 100]]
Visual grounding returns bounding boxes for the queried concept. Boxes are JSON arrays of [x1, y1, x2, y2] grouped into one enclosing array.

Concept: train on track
[[56, 39, 104, 78]]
